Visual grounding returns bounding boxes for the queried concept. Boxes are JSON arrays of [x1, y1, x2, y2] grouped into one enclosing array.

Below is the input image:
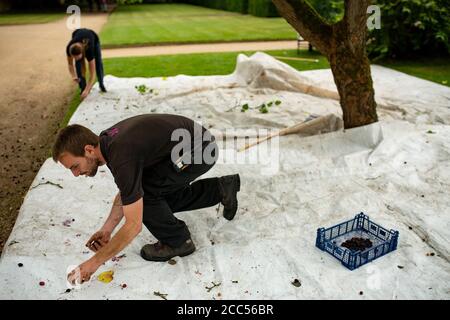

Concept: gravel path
[[102, 40, 301, 58], [0, 13, 108, 253]]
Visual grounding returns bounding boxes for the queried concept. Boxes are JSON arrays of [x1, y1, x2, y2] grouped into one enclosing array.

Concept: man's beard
[[86, 157, 101, 177]]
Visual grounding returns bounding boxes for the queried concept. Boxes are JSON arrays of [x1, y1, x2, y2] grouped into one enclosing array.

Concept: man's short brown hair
[[52, 124, 99, 162], [69, 43, 83, 56]]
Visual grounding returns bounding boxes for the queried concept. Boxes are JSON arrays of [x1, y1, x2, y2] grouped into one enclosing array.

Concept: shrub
[[368, 0, 450, 59]]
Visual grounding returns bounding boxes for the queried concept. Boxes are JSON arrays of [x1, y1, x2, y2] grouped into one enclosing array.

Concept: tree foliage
[[368, 0, 450, 59], [307, 0, 343, 23]]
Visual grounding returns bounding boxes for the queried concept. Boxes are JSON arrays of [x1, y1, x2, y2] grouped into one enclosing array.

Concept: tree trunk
[[328, 2, 378, 129], [272, 0, 378, 129]]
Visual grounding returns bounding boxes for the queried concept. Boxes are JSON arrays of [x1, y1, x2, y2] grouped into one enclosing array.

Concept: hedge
[[248, 0, 280, 17]]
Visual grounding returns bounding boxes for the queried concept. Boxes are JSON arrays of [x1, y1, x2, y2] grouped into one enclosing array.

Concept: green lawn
[[63, 50, 449, 127], [62, 49, 326, 127], [100, 3, 297, 47], [379, 58, 449, 87], [0, 13, 63, 25], [103, 49, 329, 77], [103, 49, 449, 87]]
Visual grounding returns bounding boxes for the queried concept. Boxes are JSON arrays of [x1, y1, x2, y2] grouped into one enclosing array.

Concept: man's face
[[59, 150, 100, 178]]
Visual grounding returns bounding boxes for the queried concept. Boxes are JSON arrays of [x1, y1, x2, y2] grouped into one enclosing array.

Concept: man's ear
[[84, 144, 96, 156]]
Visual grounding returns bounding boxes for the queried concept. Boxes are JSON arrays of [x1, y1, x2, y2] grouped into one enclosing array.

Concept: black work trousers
[[75, 42, 105, 92], [142, 147, 221, 248]]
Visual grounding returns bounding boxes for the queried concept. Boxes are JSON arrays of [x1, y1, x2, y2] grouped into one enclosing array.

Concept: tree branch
[[342, 0, 371, 51], [344, 0, 371, 28], [272, 0, 333, 56]]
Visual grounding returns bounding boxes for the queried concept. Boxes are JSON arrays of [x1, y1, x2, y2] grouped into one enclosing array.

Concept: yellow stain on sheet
[[97, 270, 114, 283]]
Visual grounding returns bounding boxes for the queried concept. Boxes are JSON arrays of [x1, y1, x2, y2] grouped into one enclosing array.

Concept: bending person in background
[[66, 28, 106, 100]]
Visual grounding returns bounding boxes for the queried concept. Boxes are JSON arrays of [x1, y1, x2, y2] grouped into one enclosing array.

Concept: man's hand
[[67, 260, 101, 285], [80, 88, 90, 100], [86, 230, 111, 252], [72, 77, 80, 83], [67, 200, 142, 287]]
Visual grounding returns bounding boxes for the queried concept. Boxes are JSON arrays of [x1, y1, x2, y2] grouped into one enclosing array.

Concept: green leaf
[[435, 31, 447, 42], [275, 100, 282, 106], [259, 104, 268, 114], [135, 84, 147, 94], [241, 103, 249, 112], [402, 7, 411, 14]]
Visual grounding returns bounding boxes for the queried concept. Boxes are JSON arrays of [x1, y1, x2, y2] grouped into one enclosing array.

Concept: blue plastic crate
[[316, 213, 399, 270]]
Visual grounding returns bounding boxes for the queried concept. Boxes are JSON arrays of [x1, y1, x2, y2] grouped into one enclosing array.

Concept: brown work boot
[[140, 239, 196, 262], [218, 174, 241, 220]]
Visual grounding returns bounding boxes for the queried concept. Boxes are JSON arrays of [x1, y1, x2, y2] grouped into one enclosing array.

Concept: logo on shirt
[[106, 127, 119, 137]]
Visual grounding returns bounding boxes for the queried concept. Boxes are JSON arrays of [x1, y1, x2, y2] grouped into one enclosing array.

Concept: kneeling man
[[53, 114, 240, 284]]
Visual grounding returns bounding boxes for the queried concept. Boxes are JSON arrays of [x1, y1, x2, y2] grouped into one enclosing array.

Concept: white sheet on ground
[[1, 52, 449, 299]]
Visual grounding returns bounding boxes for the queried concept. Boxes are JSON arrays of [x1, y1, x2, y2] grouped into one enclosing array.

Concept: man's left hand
[[80, 88, 90, 100], [67, 259, 100, 285]]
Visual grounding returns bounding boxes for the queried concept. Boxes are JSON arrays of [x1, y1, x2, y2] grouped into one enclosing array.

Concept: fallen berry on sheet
[[291, 279, 301, 287], [168, 259, 176, 265]]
